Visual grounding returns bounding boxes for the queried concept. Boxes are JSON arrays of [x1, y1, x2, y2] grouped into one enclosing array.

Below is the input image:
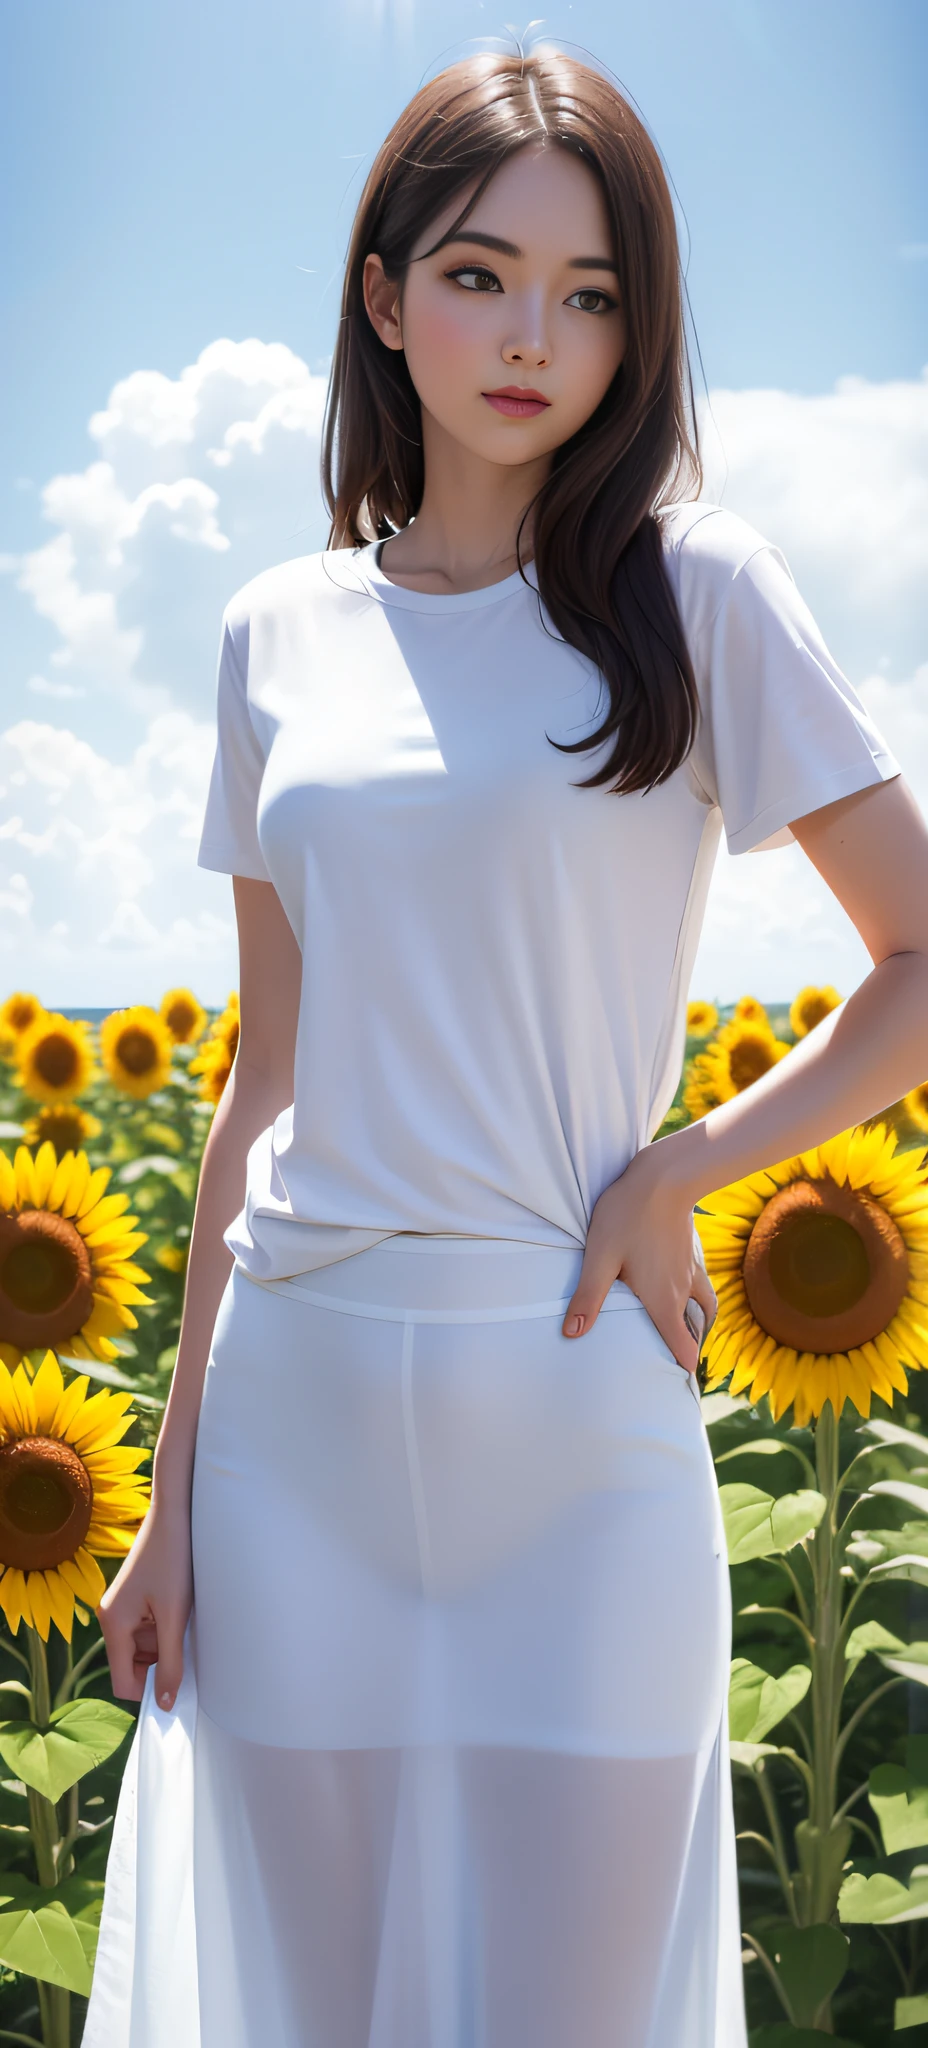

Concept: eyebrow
[[437, 230, 620, 275]]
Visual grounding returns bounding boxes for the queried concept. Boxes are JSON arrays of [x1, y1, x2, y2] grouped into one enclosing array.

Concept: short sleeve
[[686, 524, 901, 856], [196, 605, 273, 883]]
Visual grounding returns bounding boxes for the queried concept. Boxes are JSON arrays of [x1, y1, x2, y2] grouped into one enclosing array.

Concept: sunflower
[[734, 995, 770, 1027], [904, 1084, 928, 1135], [0, 993, 44, 1063], [154, 1242, 188, 1275], [22, 1104, 102, 1158], [189, 992, 240, 1105], [0, 1349, 149, 1640], [0, 1143, 152, 1369], [696, 1122, 928, 1425], [160, 987, 207, 1046], [790, 984, 842, 1038], [682, 1060, 727, 1121], [686, 1000, 719, 1040], [15, 1013, 97, 1104], [100, 1006, 174, 1099], [683, 1018, 791, 1121]]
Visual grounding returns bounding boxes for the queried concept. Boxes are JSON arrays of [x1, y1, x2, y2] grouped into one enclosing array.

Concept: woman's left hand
[[561, 1145, 717, 1373]]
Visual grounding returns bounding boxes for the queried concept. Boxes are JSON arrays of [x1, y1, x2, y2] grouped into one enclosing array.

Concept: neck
[[381, 407, 551, 593]]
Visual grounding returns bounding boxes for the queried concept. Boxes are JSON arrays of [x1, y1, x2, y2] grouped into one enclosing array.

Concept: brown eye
[[566, 288, 614, 314], [446, 266, 502, 294]]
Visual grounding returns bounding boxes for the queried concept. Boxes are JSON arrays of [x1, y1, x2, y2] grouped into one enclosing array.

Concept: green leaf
[[896, 1992, 928, 2029], [750, 2031, 862, 2047], [868, 1479, 928, 1515], [759, 1921, 850, 2027], [838, 1866, 928, 1923], [0, 1889, 93, 1994], [863, 1418, 928, 1460], [0, 1682, 32, 1715], [868, 1554, 928, 1591], [0, 1698, 134, 1802], [716, 1438, 806, 1463], [730, 1740, 781, 1767], [880, 1644, 928, 1687], [719, 1484, 826, 1564], [729, 1659, 811, 1743], [701, 1391, 751, 1427], [845, 1620, 906, 1672], [870, 1762, 928, 1853]]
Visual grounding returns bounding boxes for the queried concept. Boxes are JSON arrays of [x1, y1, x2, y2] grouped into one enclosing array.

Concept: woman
[[86, 48, 928, 2048]]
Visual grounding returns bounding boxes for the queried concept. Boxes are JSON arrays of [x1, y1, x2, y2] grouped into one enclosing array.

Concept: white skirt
[[84, 1236, 748, 2048]]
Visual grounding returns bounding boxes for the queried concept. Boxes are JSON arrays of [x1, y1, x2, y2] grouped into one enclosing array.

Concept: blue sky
[[1, 0, 926, 1004]]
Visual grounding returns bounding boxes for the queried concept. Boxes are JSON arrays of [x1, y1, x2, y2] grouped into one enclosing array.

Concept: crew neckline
[[349, 543, 538, 613]]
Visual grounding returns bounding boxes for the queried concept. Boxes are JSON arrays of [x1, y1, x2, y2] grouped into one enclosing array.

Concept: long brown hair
[[322, 50, 702, 797]]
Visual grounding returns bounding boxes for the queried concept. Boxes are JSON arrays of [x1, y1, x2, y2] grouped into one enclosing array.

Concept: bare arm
[[98, 875, 302, 1702], [562, 775, 928, 1369]]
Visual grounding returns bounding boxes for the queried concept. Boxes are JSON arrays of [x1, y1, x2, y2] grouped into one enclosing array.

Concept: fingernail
[[564, 1314, 584, 1337], [159, 1690, 173, 1708]]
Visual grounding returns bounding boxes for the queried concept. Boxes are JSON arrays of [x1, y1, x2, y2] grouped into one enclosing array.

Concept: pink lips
[[482, 387, 551, 418]]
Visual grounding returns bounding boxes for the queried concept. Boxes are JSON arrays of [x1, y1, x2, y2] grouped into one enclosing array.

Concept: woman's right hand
[[97, 1498, 193, 1709]]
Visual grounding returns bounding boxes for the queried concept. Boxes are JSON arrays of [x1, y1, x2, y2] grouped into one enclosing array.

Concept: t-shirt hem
[[725, 749, 902, 857], [197, 841, 271, 883]]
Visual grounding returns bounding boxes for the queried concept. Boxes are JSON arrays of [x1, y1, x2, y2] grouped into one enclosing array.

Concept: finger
[[561, 1244, 621, 1337], [153, 1607, 186, 1713], [100, 1618, 146, 1703], [131, 1621, 158, 1677]]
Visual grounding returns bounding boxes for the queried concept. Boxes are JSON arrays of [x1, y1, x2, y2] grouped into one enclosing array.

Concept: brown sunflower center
[[116, 1028, 158, 1076], [743, 1173, 909, 1353], [165, 1000, 195, 1037], [34, 1033, 80, 1090], [0, 1436, 93, 1571], [798, 996, 833, 1032], [38, 1112, 84, 1151], [729, 1035, 778, 1092], [0, 1211, 95, 1349]]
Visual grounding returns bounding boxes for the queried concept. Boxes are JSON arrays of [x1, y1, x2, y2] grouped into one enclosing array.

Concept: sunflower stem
[[26, 1632, 50, 1732], [23, 1634, 71, 2047], [54, 1632, 107, 1710], [796, 1397, 854, 1979], [35, 1982, 68, 2048]]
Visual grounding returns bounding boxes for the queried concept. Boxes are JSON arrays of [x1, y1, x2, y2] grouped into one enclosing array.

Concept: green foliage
[[0, 1702, 133, 1806]]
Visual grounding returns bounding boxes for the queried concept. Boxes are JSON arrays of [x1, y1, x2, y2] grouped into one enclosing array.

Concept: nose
[[501, 295, 550, 370]]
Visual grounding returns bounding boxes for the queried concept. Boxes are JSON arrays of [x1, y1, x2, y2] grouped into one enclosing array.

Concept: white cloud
[[2, 348, 927, 1005], [4, 339, 329, 720], [0, 715, 236, 1004], [698, 367, 928, 674]]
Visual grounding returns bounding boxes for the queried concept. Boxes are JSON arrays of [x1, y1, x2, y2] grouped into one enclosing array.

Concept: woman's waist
[[235, 1232, 645, 1323]]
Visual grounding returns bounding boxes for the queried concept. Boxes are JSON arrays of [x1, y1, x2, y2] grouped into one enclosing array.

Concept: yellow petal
[[77, 1192, 133, 1234], [8, 1363, 37, 1437], [32, 1141, 59, 1208], [59, 1152, 91, 1217], [28, 1352, 65, 1437], [0, 1569, 25, 1634], [47, 1150, 78, 1214], [44, 1571, 75, 1642], [25, 1572, 51, 1641], [0, 1151, 16, 1210], [58, 1549, 106, 1606], [75, 1166, 112, 1219], [13, 1146, 36, 1207]]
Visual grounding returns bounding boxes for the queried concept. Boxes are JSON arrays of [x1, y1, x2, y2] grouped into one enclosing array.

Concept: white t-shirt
[[196, 501, 900, 1280]]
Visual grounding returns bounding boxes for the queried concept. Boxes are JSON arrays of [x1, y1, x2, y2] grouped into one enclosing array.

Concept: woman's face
[[363, 144, 627, 469]]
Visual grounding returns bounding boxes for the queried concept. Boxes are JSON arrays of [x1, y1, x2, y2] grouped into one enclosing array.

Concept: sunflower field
[[3, 985, 928, 2043]]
